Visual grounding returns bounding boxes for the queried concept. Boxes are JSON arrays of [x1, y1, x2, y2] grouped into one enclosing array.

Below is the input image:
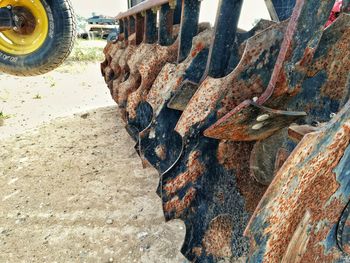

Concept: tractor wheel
[[0, 0, 76, 76]]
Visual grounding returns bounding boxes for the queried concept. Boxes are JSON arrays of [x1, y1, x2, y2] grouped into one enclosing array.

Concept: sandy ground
[[0, 64, 187, 262], [0, 63, 113, 139]]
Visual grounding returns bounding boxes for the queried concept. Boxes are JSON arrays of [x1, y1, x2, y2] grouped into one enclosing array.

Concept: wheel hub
[[0, 0, 49, 55], [12, 7, 37, 35]]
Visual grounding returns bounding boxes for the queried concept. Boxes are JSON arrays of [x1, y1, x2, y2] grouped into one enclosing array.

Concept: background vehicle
[[0, 0, 76, 76], [87, 14, 115, 25]]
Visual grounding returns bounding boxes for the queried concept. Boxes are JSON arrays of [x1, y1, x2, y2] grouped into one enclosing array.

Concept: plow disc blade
[[124, 24, 210, 139], [205, 14, 350, 142], [100, 0, 350, 262], [139, 28, 213, 173], [246, 100, 350, 262], [158, 21, 288, 261]]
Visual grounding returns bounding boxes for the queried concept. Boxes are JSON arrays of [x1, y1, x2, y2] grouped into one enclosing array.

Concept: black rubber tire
[[0, 0, 76, 76]]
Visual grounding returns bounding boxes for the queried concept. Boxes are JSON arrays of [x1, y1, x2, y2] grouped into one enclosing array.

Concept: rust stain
[[163, 151, 204, 196], [309, 16, 350, 101], [126, 41, 179, 119], [177, 21, 287, 137], [163, 187, 197, 217], [175, 77, 223, 137], [155, 144, 166, 161], [192, 247, 203, 257], [202, 215, 233, 258], [253, 120, 350, 262], [117, 43, 153, 109], [146, 28, 213, 116], [296, 47, 315, 68], [191, 42, 204, 57], [217, 141, 267, 214], [147, 63, 181, 112]]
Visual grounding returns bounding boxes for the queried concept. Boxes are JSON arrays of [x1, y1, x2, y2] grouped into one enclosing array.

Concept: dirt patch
[[0, 107, 186, 263], [0, 63, 113, 139]]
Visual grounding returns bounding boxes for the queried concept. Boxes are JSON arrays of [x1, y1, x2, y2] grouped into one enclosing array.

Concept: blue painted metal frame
[[269, 0, 296, 21], [124, 18, 129, 40], [173, 0, 182, 24], [177, 0, 201, 62], [128, 15, 136, 35], [204, 0, 243, 78], [135, 13, 144, 45], [144, 9, 157, 43], [158, 3, 174, 46], [119, 19, 124, 34]]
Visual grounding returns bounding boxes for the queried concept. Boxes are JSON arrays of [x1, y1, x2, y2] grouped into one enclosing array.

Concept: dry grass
[[65, 39, 106, 63]]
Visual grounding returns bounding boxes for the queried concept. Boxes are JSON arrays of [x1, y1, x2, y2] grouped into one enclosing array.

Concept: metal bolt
[[252, 122, 265, 130], [256, 114, 270, 122]]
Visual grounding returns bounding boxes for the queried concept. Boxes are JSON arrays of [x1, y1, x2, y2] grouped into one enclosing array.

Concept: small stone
[[137, 231, 148, 240], [106, 219, 114, 225], [80, 113, 89, 119], [140, 244, 151, 252], [109, 257, 114, 262]]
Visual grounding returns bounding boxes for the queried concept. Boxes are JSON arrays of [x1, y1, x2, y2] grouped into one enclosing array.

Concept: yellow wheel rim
[[0, 0, 49, 55]]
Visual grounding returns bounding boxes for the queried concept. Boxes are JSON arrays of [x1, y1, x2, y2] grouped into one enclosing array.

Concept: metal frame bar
[[264, 0, 280, 21], [128, 15, 136, 36], [265, 0, 296, 21], [144, 9, 157, 43], [124, 17, 129, 40], [135, 13, 144, 45], [177, 0, 201, 62], [173, 0, 182, 24], [117, 0, 169, 20], [204, 0, 244, 78], [158, 3, 174, 46], [119, 19, 124, 34]]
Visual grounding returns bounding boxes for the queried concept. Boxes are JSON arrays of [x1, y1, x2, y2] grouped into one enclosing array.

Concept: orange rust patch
[[202, 215, 233, 258], [308, 20, 350, 101], [175, 77, 223, 137], [126, 42, 179, 119], [163, 151, 204, 196], [259, 122, 350, 262], [192, 247, 203, 257], [191, 42, 205, 57], [217, 141, 267, 214], [155, 145, 166, 161], [163, 187, 197, 217]]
